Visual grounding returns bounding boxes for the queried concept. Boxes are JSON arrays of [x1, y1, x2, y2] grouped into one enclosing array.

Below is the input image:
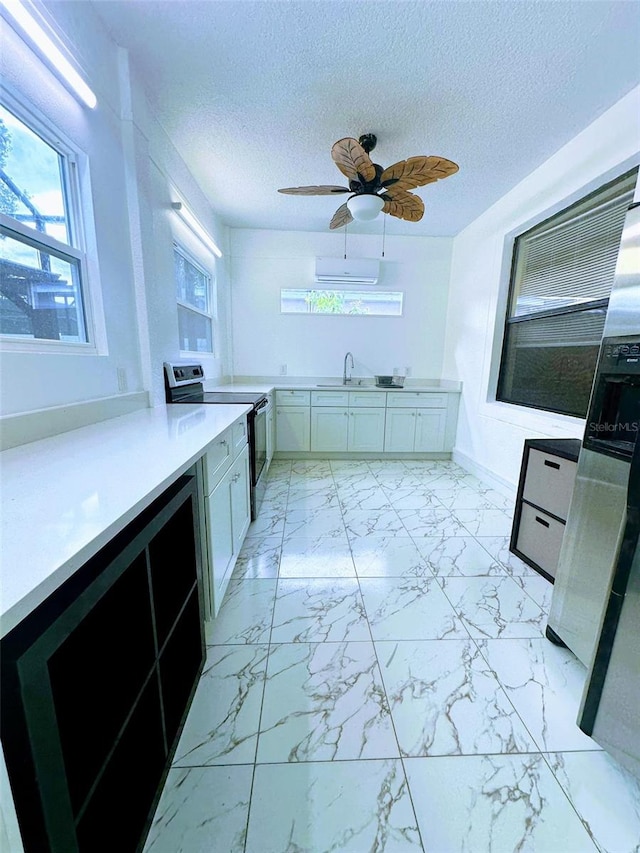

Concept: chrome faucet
[[343, 351, 354, 384]]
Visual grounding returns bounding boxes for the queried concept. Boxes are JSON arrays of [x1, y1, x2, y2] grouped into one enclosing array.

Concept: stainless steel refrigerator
[[547, 189, 640, 776], [578, 435, 640, 777]]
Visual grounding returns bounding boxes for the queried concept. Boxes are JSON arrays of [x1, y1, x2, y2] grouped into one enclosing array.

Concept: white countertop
[[0, 403, 250, 637], [206, 380, 462, 394]]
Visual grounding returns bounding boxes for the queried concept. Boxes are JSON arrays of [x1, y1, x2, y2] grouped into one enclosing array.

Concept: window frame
[[0, 91, 103, 355], [495, 168, 638, 419], [174, 241, 216, 355]]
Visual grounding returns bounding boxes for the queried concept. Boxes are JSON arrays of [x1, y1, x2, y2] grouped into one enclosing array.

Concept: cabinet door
[[348, 408, 385, 452], [205, 477, 234, 616], [232, 417, 248, 455], [414, 409, 447, 452], [384, 409, 416, 451], [204, 430, 233, 494], [311, 407, 349, 451], [276, 406, 310, 451], [230, 445, 251, 555]]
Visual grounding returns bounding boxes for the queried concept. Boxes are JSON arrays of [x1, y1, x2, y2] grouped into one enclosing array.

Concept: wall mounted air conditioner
[[315, 257, 380, 285]]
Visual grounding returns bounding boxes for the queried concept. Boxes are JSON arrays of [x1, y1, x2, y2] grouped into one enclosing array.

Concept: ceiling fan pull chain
[[344, 223, 348, 260], [381, 212, 386, 258]]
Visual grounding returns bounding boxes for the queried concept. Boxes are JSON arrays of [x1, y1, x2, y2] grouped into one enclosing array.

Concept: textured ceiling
[[85, 0, 639, 236]]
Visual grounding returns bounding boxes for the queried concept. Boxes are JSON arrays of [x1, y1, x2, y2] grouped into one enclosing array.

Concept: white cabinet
[[310, 390, 385, 453], [276, 390, 311, 451], [230, 447, 251, 553], [414, 409, 447, 451], [273, 386, 459, 457], [205, 476, 234, 611], [311, 407, 348, 451], [384, 409, 417, 452], [384, 393, 448, 452], [203, 417, 251, 617], [347, 407, 385, 452]]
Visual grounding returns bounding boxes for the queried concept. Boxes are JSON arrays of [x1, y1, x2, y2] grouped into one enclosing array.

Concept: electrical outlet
[[117, 367, 128, 393], [405, 366, 412, 377], [279, 364, 287, 376], [393, 367, 399, 376]]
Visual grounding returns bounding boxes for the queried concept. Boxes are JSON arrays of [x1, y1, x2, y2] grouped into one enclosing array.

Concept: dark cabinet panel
[[159, 590, 203, 747], [48, 553, 155, 813], [75, 677, 166, 853], [149, 499, 198, 649], [1, 475, 205, 853]]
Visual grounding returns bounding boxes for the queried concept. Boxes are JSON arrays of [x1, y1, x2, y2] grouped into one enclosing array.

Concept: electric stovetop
[[175, 390, 267, 406]]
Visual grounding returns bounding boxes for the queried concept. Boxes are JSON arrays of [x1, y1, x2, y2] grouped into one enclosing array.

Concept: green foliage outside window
[[304, 289, 367, 314]]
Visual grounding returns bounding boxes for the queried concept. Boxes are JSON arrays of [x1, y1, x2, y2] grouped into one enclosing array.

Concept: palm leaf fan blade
[[381, 156, 459, 191], [329, 202, 353, 230], [278, 185, 350, 195], [382, 190, 425, 222], [331, 138, 376, 183]]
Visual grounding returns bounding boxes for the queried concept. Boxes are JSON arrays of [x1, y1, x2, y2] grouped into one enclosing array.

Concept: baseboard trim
[[0, 392, 150, 450], [452, 448, 517, 499]]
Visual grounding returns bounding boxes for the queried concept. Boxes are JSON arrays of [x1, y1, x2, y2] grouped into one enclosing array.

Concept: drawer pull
[[535, 516, 550, 528], [544, 460, 561, 470], [219, 439, 228, 447]]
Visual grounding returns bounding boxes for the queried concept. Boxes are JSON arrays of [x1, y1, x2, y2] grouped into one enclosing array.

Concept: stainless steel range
[[164, 362, 268, 520]]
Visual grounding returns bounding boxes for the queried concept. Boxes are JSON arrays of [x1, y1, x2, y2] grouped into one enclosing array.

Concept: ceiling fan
[[278, 134, 458, 229]]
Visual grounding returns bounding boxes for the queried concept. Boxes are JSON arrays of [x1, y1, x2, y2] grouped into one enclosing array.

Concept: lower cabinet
[[0, 475, 205, 853], [276, 388, 458, 457], [384, 408, 447, 452], [276, 405, 311, 451], [310, 406, 385, 452], [205, 444, 251, 616]]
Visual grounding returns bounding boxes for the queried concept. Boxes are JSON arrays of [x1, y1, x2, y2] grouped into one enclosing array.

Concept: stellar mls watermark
[[589, 421, 639, 433]]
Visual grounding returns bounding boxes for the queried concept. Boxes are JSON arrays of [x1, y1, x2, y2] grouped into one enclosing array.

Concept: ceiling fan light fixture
[[346, 193, 384, 221]]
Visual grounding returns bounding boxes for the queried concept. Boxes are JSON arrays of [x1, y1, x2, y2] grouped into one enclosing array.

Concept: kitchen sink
[[316, 381, 366, 387]]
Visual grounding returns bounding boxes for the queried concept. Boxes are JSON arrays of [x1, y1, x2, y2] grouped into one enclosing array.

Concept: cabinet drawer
[[204, 428, 233, 493], [516, 503, 565, 579], [386, 392, 447, 408], [311, 390, 350, 407], [349, 391, 385, 407], [523, 449, 577, 521], [276, 389, 311, 405], [232, 417, 248, 455]]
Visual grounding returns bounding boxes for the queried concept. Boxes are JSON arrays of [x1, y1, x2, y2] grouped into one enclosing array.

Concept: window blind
[[497, 167, 638, 418], [511, 173, 636, 318]]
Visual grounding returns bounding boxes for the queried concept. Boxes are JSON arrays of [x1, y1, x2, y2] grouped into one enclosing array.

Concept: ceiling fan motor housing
[[349, 163, 385, 195], [358, 134, 377, 153]]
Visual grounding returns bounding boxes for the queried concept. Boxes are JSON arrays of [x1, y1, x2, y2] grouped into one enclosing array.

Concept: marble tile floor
[[144, 459, 640, 853]]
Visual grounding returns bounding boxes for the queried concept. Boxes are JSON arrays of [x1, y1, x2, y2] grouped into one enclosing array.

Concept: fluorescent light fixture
[[171, 201, 223, 258], [1, 0, 97, 108]]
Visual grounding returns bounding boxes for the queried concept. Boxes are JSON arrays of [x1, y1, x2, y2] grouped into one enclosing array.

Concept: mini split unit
[[314, 257, 380, 285]]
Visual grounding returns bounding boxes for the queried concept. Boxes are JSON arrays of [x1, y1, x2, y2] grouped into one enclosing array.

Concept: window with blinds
[[497, 168, 637, 417]]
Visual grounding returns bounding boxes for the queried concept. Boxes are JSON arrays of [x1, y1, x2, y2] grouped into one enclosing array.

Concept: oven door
[[247, 401, 268, 520], [253, 403, 267, 485]]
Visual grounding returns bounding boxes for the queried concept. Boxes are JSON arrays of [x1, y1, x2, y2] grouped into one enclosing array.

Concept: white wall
[[0, 3, 232, 418], [442, 86, 640, 489], [229, 229, 453, 381]]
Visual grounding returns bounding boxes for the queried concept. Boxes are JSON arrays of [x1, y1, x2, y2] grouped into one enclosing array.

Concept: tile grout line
[[240, 460, 290, 853]]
